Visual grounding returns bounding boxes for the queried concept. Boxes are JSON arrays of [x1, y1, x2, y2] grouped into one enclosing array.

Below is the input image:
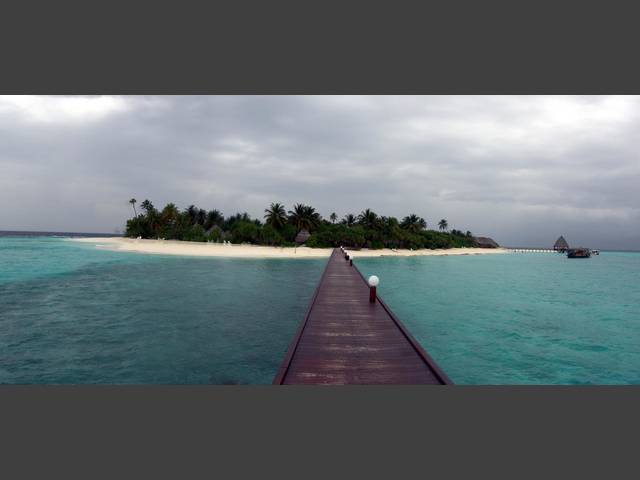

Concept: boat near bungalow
[[567, 247, 591, 258], [553, 235, 594, 258]]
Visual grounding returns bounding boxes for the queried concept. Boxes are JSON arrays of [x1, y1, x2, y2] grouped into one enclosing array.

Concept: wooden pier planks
[[274, 249, 451, 385]]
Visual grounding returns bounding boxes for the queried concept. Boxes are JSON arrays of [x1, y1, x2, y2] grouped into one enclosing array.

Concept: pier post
[[368, 275, 379, 303]]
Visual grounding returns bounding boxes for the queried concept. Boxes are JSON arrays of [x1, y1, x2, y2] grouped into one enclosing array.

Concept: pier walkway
[[509, 248, 556, 253], [273, 249, 451, 385]]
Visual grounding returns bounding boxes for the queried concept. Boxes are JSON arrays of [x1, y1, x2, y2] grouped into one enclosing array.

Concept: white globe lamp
[[368, 275, 379, 303]]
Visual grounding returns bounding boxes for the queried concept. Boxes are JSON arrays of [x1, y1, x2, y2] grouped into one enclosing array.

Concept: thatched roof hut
[[473, 236, 499, 248], [553, 235, 569, 251], [295, 229, 311, 244]]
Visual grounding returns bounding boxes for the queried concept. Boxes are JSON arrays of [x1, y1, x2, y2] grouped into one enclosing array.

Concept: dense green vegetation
[[125, 199, 478, 249]]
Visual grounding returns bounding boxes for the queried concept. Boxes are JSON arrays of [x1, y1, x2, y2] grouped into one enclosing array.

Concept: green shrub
[[305, 235, 320, 248], [260, 225, 284, 246], [184, 224, 206, 242], [207, 228, 222, 242], [124, 199, 480, 250], [230, 221, 260, 244]]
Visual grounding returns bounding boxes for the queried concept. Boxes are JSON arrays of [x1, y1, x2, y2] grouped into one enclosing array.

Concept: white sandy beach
[[72, 237, 509, 258]]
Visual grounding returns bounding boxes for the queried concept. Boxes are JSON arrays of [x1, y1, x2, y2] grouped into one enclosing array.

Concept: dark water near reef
[[1, 233, 639, 384]]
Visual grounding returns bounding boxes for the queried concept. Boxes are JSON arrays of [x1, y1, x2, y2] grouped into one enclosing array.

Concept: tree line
[[125, 198, 477, 249]]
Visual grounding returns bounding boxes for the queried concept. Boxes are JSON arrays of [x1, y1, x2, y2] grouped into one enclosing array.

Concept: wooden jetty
[[510, 248, 556, 253], [273, 248, 452, 385]]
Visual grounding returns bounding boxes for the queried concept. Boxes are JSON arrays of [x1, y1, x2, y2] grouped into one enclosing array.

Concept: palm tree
[[186, 205, 198, 224], [224, 212, 252, 230], [161, 203, 179, 218], [197, 208, 207, 226], [400, 214, 427, 233], [264, 203, 288, 229], [357, 209, 379, 229], [330, 212, 337, 224], [140, 199, 155, 215], [380, 216, 400, 244], [227, 211, 258, 229], [381, 216, 399, 229], [204, 209, 224, 230], [342, 213, 356, 227], [160, 203, 179, 232], [288, 203, 321, 231], [304, 205, 321, 228], [129, 198, 137, 216], [438, 219, 448, 232]]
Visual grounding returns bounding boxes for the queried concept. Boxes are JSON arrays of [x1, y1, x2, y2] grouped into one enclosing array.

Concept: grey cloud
[[0, 95, 639, 249]]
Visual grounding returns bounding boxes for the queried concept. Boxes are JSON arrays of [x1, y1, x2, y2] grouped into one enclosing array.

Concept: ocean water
[[357, 252, 640, 384], [2, 235, 639, 384], [0, 235, 324, 384]]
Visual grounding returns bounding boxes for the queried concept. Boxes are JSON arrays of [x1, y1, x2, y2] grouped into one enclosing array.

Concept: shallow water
[[2, 235, 639, 384], [357, 252, 640, 384], [0, 235, 323, 384]]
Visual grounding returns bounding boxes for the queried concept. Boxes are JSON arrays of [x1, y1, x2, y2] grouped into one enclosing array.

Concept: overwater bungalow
[[553, 235, 569, 253]]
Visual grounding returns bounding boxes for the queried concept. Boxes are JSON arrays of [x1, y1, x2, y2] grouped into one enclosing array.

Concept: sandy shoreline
[[71, 237, 509, 259]]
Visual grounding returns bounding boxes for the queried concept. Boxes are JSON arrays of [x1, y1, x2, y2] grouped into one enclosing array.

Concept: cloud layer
[[1, 95, 639, 248]]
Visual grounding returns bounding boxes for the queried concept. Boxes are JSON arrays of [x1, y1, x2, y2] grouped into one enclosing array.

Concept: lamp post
[[368, 275, 379, 303]]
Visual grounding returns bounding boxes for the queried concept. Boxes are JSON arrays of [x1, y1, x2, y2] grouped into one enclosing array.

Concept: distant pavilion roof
[[554, 235, 569, 250]]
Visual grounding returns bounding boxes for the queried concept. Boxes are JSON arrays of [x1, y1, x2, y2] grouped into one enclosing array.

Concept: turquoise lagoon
[[1, 234, 639, 384], [358, 251, 640, 384], [0, 235, 324, 384]]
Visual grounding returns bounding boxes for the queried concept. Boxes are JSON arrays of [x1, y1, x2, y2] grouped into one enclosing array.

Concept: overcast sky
[[1, 95, 638, 249]]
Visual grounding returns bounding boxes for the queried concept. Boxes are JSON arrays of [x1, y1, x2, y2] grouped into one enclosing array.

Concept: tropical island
[[123, 199, 493, 250]]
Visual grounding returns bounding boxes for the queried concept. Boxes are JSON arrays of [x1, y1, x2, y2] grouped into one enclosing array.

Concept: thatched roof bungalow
[[473, 236, 499, 248], [553, 235, 569, 252], [295, 229, 311, 244]]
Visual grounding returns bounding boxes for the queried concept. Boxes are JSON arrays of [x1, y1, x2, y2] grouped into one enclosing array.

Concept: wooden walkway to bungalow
[[273, 248, 452, 385], [510, 248, 556, 253]]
